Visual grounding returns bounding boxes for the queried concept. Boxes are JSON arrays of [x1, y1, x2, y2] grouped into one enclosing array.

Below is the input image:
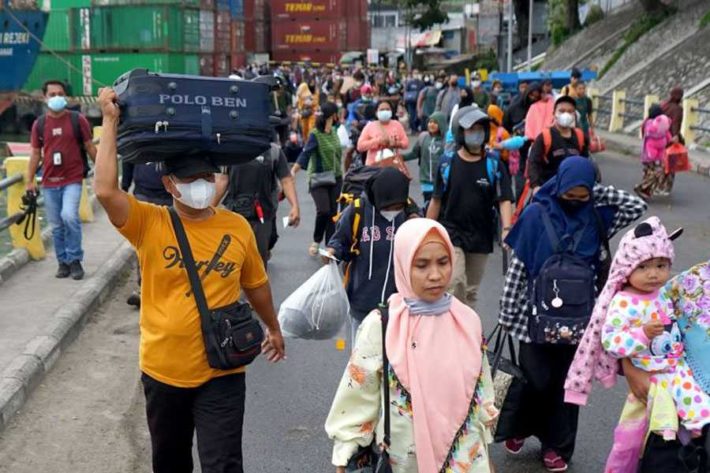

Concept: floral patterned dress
[[325, 311, 496, 473]]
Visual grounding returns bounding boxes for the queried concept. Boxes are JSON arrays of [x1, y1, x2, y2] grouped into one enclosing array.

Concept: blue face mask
[[47, 96, 67, 112]]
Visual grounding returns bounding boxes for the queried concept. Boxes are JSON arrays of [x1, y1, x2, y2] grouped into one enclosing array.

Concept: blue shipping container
[[233, 0, 244, 17]]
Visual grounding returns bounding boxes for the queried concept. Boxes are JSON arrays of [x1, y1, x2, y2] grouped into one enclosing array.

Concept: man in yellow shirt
[[93, 88, 285, 473]]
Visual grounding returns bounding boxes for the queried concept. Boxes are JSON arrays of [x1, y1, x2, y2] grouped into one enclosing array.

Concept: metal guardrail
[[690, 106, 710, 134], [0, 173, 23, 192]]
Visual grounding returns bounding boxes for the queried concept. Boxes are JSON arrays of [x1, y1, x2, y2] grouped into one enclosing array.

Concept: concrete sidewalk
[[0, 206, 134, 431], [598, 130, 710, 178]]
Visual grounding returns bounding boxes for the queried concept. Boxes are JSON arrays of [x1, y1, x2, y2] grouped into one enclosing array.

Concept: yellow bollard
[[79, 179, 94, 223], [640, 94, 659, 138], [609, 89, 626, 133], [4, 157, 46, 260], [465, 68, 471, 86], [92, 126, 103, 144], [682, 98, 699, 146], [588, 87, 600, 127]]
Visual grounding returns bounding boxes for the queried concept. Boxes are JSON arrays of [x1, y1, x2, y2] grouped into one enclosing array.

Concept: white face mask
[[171, 177, 216, 210], [377, 110, 392, 122], [556, 111, 576, 129], [380, 210, 402, 222], [435, 82, 444, 90]]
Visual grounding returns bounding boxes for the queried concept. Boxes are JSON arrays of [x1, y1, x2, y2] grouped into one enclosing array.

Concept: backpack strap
[[349, 198, 363, 256], [542, 128, 552, 163], [439, 149, 455, 193], [574, 128, 585, 153], [37, 114, 46, 148], [69, 111, 83, 145], [538, 205, 561, 252], [70, 111, 91, 177], [342, 198, 364, 288]]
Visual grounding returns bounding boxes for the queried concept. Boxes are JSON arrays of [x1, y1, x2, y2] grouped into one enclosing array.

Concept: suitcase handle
[[201, 107, 213, 140]]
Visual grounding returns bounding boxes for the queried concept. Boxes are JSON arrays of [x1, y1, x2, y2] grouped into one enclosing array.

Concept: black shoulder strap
[[592, 207, 611, 259], [167, 208, 212, 336], [37, 114, 46, 148], [70, 111, 82, 145], [379, 303, 391, 448]]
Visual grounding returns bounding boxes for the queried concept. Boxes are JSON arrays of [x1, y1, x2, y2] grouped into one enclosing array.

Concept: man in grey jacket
[[435, 74, 461, 121]]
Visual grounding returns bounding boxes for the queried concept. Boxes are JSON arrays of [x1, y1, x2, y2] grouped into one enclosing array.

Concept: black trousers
[[142, 372, 246, 473], [310, 178, 342, 244], [495, 342, 579, 461]]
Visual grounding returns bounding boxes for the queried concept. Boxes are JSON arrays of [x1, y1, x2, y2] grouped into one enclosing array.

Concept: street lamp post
[[527, 0, 533, 71]]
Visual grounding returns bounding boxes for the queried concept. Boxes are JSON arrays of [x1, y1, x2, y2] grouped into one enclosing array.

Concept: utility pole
[[527, 0, 533, 70], [506, 0, 513, 71], [497, 0, 504, 70]]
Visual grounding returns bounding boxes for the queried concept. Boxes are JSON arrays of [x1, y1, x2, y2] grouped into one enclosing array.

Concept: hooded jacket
[[404, 111, 448, 186], [564, 216, 675, 406], [327, 195, 406, 317], [503, 82, 541, 133], [327, 169, 410, 317]]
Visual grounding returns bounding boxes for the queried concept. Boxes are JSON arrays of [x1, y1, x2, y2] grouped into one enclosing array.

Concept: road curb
[[599, 132, 710, 179], [0, 240, 134, 433], [0, 195, 98, 286]]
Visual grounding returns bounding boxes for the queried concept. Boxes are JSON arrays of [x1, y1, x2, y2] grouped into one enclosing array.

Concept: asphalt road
[[0, 148, 708, 473]]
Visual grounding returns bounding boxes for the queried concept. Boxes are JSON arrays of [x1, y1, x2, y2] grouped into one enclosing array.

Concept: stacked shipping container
[[24, 0, 248, 95], [270, 0, 368, 65]]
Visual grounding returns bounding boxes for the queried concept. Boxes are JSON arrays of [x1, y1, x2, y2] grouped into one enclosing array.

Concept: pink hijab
[[385, 219, 483, 472]]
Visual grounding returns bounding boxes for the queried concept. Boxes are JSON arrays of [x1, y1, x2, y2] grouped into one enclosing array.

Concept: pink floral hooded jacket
[[564, 216, 675, 406]]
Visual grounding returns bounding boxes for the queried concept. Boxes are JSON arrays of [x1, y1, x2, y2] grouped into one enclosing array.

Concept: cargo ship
[[0, 0, 48, 115]]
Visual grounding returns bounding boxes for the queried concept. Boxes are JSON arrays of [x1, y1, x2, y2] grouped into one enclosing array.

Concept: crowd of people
[[22, 60, 705, 473]]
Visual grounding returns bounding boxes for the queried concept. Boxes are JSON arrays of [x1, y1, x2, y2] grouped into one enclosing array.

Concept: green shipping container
[[23, 53, 82, 94], [42, 9, 73, 52], [91, 0, 200, 7], [47, 0, 91, 8], [72, 6, 201, 52], [84, 53, 200, 94], [23, 52, 199, 96]]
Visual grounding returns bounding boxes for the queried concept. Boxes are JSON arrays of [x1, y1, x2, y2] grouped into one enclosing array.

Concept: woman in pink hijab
[[325, 219, 498, 472]]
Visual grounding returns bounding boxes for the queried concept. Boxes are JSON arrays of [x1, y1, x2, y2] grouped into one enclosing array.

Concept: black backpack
[[37, 111, 91, 178], [528, 206, 597, 345]]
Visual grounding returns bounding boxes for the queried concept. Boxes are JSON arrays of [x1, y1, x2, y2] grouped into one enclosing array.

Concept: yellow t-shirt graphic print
[[116, 195, 268, 388]]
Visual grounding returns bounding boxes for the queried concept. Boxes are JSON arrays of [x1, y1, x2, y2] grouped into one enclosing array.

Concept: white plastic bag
[[278, 262, 349, 340], [337, 124, 352, 148]]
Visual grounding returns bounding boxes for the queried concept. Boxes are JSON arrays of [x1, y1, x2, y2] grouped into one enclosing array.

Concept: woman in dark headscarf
[[658, 87, 685, 195], [447, 86, 476, 131], [504, 81, 543, 197], [496, 157, 646, 472], [503, 81, 542, 133]]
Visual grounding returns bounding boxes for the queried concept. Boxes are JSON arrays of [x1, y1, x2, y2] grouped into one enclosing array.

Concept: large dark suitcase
[[114, 69, 277, 165]]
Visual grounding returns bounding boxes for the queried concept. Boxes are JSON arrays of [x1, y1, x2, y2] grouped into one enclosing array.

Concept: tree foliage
[[638, 0, 673, 14], [375, 0, 449, 31]]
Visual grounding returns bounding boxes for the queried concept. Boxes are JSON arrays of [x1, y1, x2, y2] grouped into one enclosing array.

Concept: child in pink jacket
[[635, 106, 672, 200], [564, 217, 684, 473]]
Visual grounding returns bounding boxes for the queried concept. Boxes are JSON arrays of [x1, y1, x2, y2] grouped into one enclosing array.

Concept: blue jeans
[[43, 183, 83, 264]]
